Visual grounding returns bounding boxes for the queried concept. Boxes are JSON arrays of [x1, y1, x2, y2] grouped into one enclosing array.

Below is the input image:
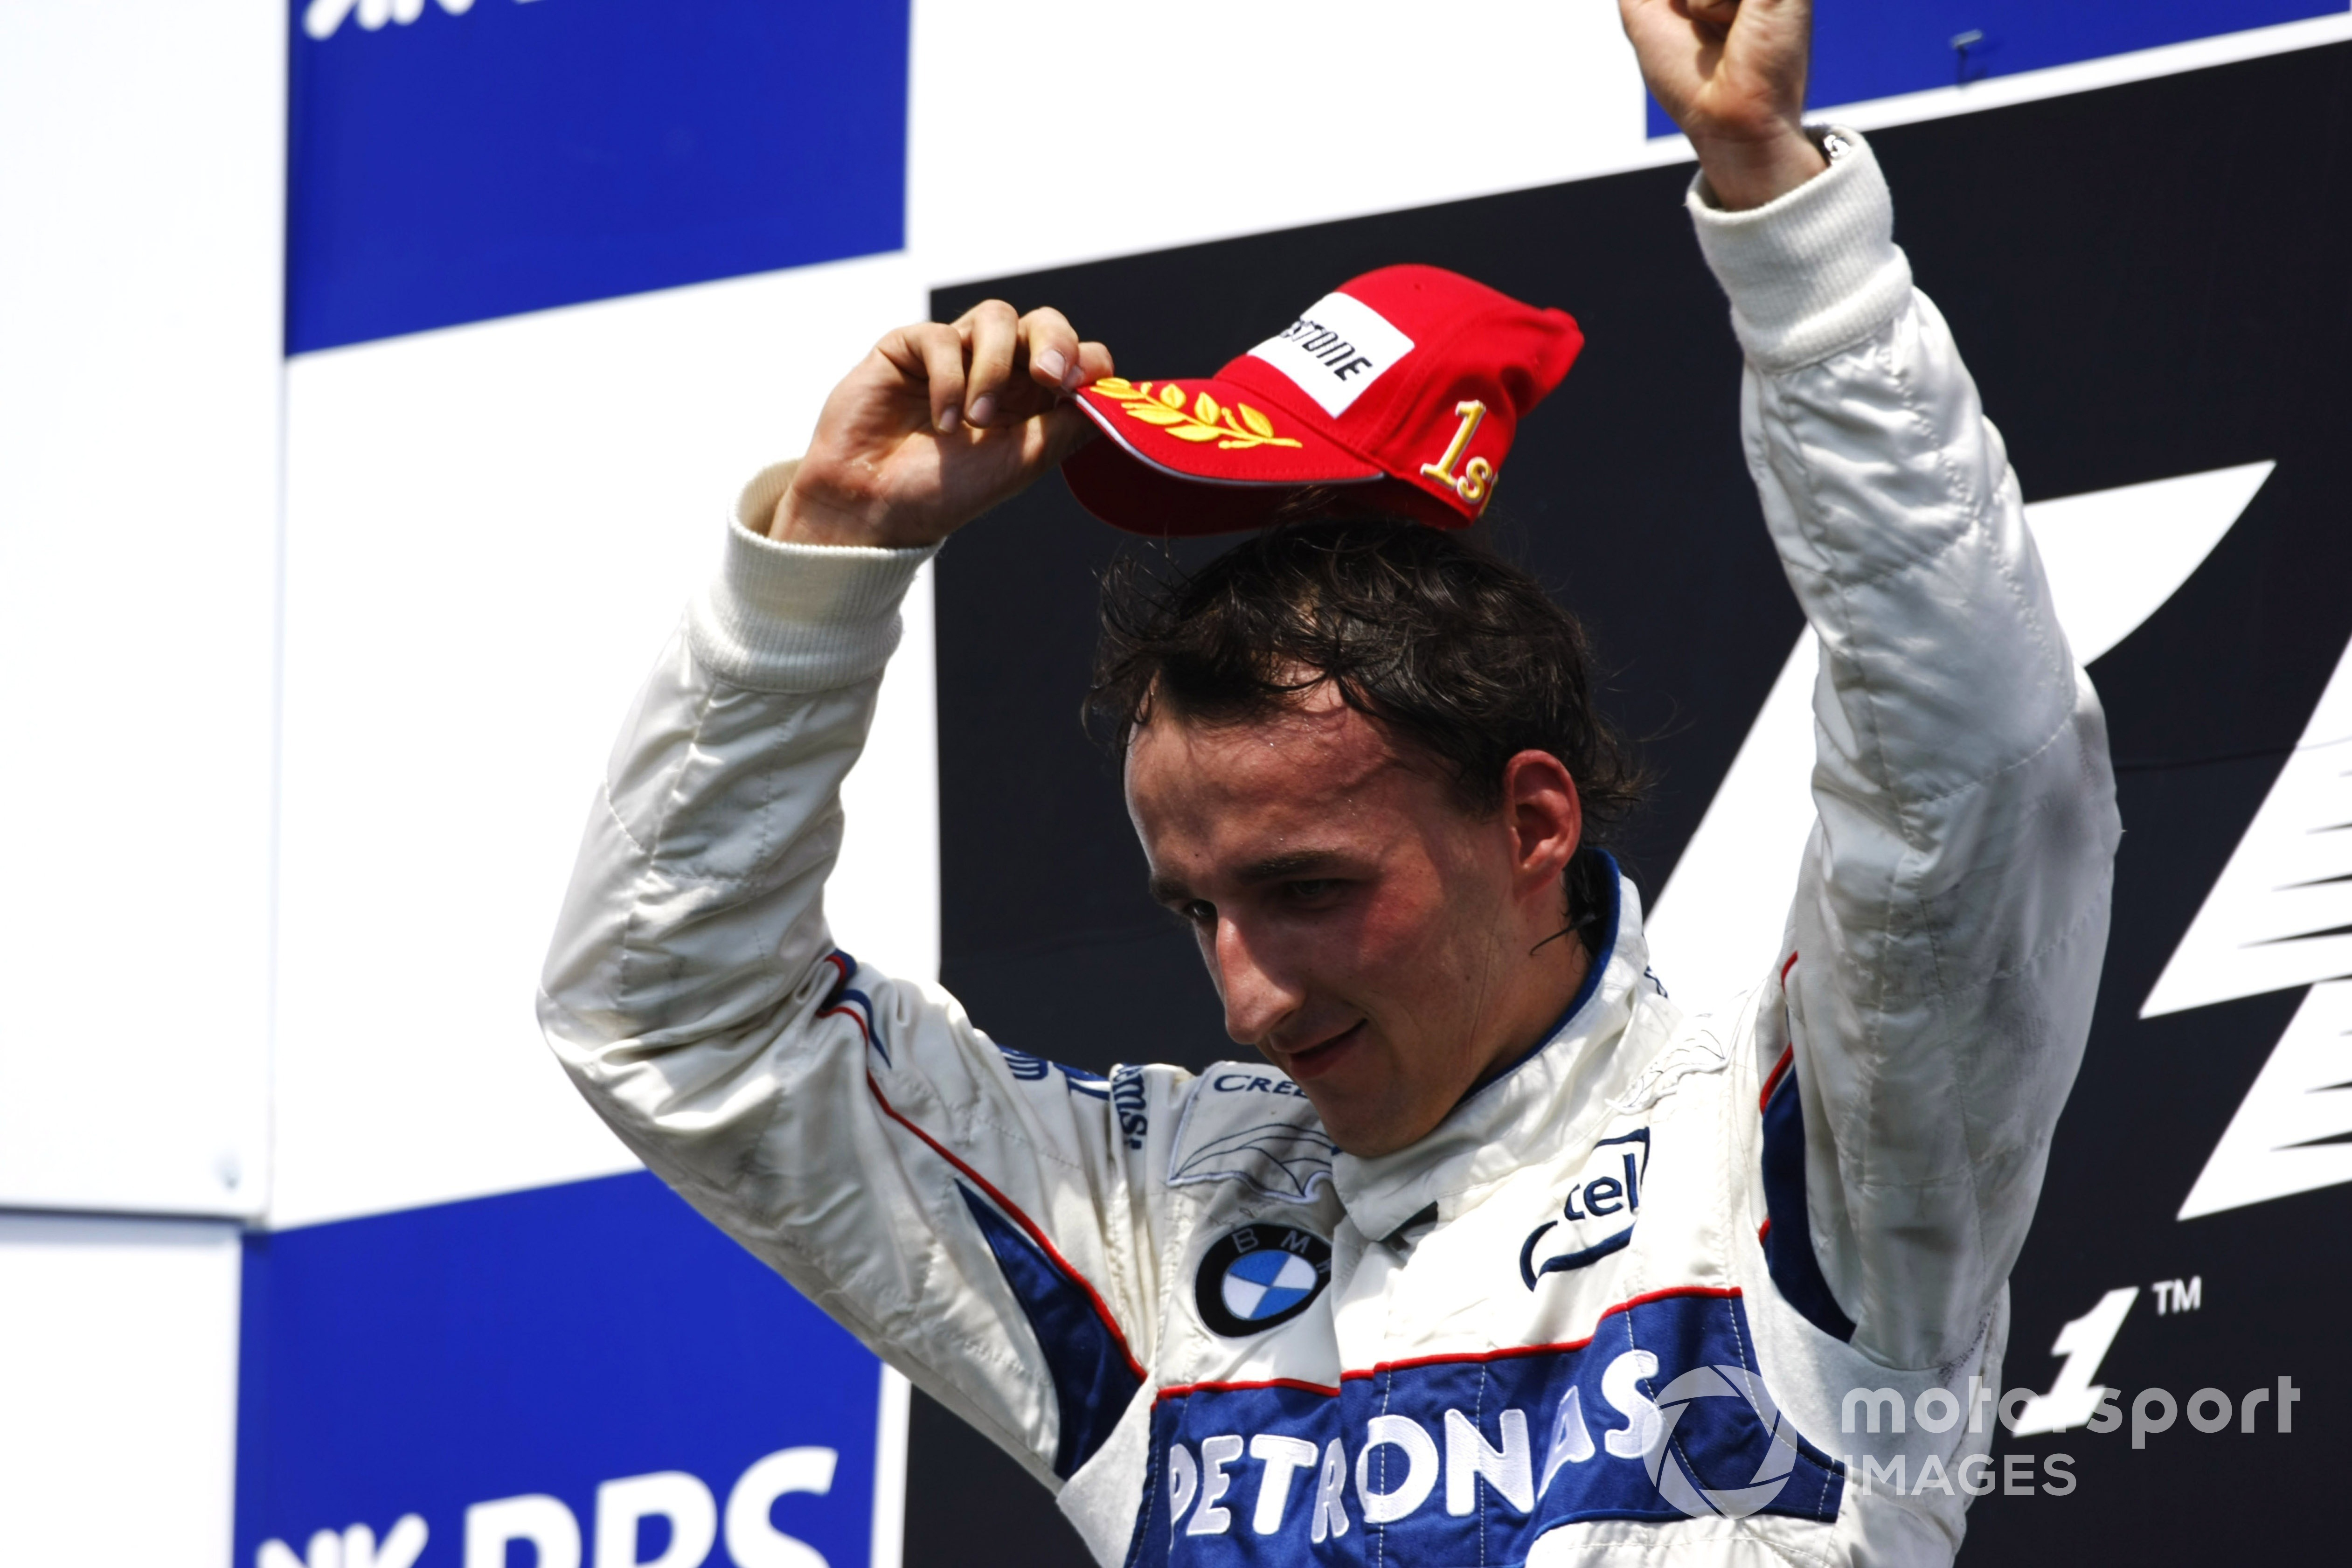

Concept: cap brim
[[1063, 375, 1382, 536], [1073, 376, 1380, 486]]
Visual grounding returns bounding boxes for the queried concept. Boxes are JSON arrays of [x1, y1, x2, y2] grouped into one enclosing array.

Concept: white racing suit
[[540, 132, 2118, 1567]]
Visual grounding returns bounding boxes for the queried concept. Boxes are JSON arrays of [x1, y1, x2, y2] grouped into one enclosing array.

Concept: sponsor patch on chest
[[1195, 1223, 1333, 1337], [1169, 1067, 1337, 1203], [1520, 1128, 1651, 1288], [1134, 1289, 1843, 1564]]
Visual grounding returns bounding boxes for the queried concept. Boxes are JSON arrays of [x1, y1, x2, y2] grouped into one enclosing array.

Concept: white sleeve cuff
[[1686, 128, 1914, 375], [685, 459, 939, 693]]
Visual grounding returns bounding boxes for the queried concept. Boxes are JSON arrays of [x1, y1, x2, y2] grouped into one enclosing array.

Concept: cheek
[[1341, 865, 1467, 983], [1341, 859, 1508, 1054]]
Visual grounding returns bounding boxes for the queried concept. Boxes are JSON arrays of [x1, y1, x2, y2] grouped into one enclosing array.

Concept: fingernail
[[967, 395, 995, 427], [1061, 359, 1084, 391], [1034, 349, 1068, 384], [937, 407, 960, 433]]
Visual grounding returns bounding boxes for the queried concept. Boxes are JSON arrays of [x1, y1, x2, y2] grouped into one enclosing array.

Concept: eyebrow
[[1239, 850, 1347, 883], [1148, 849, 1350, 907]]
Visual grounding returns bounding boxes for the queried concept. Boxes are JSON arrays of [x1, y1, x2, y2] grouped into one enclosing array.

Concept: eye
[[1178, 900, 1216, 927], [1284, 879, 1343, 903]]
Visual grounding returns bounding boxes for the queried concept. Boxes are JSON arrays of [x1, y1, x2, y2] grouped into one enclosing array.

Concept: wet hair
[[1087, 515, 1646, 921]]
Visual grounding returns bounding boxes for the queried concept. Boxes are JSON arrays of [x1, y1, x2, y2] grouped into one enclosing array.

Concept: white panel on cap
[[1246, 292, 1415, 417]]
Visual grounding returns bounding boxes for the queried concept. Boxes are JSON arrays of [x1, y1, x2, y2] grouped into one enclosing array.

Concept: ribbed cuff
[[1687, 127, 1913, 374], [685, 460, 938, 693]]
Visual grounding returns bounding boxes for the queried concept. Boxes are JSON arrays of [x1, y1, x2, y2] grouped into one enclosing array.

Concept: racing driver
[[540, 0, 2120, 1561]]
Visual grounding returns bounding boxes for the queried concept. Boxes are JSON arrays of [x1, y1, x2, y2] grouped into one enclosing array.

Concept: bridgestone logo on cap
[[1246, 292, 1416, 417]]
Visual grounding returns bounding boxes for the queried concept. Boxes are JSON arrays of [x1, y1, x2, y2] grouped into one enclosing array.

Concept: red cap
[[1062, 264, 1582, 536]]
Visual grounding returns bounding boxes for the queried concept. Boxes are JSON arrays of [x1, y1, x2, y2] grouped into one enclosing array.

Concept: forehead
[[1123, 691, 1450, 866]]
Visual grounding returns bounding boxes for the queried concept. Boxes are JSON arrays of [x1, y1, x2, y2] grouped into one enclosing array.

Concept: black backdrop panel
[[915, 41, 2352, 1566]]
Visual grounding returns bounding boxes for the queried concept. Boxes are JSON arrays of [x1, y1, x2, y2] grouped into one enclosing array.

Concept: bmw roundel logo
[[1194, 1224, 1332, 1337]]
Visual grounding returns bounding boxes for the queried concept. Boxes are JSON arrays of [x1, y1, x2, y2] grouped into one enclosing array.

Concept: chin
[[1305, 1099, 1411, 1160], [1290, 1047, 1438, 1158]]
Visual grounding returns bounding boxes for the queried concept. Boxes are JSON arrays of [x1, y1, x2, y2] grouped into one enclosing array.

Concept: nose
[[1212, 917, 1302, 1046]]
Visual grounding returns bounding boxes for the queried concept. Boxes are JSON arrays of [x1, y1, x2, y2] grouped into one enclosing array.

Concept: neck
[[1471, 926, 1595, 1093]]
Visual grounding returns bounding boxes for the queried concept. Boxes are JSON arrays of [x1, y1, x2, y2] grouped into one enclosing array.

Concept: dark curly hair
[[1087, 516, 1647, 920]]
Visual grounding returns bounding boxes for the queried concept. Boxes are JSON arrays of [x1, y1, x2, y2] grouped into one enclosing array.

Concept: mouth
[[1278, 1020, 1367, 1082]]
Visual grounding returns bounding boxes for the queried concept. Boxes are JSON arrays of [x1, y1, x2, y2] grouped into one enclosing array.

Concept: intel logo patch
[[1194, 1224, 1332, 1337]]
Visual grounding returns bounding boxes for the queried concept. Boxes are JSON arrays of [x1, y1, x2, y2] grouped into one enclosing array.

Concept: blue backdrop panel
[[235, 1170, 884, 1568], [287, 0, 910, 354], [1647, 1, 2343, 135]]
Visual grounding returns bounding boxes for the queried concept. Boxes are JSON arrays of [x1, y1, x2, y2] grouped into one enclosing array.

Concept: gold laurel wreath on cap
[[1089, 378, 1303, 451]]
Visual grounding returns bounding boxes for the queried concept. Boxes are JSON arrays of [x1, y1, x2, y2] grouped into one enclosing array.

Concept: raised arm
[[538, 308, 1179, 1490], [1627, 0, 2122, 1368]]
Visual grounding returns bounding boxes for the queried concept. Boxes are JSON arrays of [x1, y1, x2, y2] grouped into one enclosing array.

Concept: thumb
[[1034, 402, 1102, 472]]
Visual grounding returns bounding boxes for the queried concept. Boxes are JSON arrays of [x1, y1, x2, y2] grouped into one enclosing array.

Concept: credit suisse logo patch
[[1196, 1225, 1332, 1337]]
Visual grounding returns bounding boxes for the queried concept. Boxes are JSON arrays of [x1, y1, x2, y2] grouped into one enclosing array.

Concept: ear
[[1500, 749, 1583, 899]]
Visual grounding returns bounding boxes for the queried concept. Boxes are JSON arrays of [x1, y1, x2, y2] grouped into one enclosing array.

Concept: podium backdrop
[[11, 5, 2346, 1564]]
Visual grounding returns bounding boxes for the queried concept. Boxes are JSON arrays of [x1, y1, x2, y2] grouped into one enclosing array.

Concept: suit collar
[[1330, 857, 1675, 1241]]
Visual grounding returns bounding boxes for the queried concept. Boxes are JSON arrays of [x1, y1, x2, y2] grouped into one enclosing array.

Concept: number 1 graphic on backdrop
[[2010, 1287, 2137, 1436], [1420, 401, 1497, 508]]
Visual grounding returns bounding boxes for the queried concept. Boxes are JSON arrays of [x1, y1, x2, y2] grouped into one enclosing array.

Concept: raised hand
[[771, 301, 1115, 549], [1618, 0, 1827, 210]]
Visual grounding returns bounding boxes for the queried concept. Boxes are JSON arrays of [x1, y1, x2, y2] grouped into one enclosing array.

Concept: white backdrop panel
[[273, 255, 930, 1228], [0, 1214, 242, 1568], [0, 0, 282, 1215], [909, 0, 1653, 287]]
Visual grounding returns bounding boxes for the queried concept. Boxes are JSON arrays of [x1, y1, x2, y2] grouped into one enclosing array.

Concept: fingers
[[875, 321, 971, 433], [1032, 402, 1102, 472], [875, 302, 1109, 435], [1073, 338, 1116, 387], [965, 301, 1107, 423], [1020, 307, 1086, 394], [958, 299, 1020, 429], [1032, 312, 1113, 391]]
